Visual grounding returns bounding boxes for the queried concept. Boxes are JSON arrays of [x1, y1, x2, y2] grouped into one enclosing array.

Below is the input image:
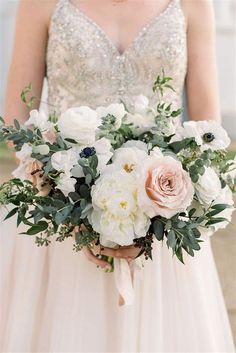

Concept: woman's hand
[[82, 243, 141, 270]]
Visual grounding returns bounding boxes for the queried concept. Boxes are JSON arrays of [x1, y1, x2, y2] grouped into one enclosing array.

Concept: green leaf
[[192, 228, 201, 238], [89, 154, 98, 171], [189, 208, 196, 218], [167, 229, 176, 248], [211, 203, 231, 211], [79, 184, 90, 199], [205, 217, 228, 226], [153, 219, 164, 240], [206, 209, 225, 217], [4, 207, 19, 221], [64, 138, 78, 144], [68, 192, 80, 202], [175, 247, 184, 264], [71, 207, 82, 224], [177, 220, 186, 228], [85, 173, 93, 185], [25, 221, 48, 235], [55, 205, 73, 225], [14, 119, 21, 130]]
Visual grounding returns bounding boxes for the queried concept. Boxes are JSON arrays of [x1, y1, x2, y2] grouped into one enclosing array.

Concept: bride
[[0, 0, 235, 352]]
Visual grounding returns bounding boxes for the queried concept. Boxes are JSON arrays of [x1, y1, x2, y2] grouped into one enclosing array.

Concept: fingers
[[82, 247, 112, 270], [114, 245, 141, 259], [101, 245, 141, 259]]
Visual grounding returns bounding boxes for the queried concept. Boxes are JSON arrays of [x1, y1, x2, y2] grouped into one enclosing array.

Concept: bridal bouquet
[[0, 73, 235, 264]]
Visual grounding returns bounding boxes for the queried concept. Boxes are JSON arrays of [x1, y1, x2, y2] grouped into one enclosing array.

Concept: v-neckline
[[67, 0, 178, 57]]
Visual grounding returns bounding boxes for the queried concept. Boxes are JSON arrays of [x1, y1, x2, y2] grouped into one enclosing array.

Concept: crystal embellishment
[[46, 0, 187, 114]]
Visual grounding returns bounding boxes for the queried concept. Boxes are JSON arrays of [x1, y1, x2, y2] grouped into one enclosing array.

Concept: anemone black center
[[80, 147, 96, 158], [202, 132, 215, 143]]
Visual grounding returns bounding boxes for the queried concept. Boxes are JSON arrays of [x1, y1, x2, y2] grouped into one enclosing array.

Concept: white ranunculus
[[96, 103, 126, 129], [58, 106, 100, 145], [90, 170, 150, 246], [112, 146, 148, 174], [15, 143, 33, 161], [195, 167, 222, 205], [182, 121, 231, 151], [125, 111, 156, 135], [25, 110, 52, 131], [56, 173, 77, 196], [51, 149, 78, 173]]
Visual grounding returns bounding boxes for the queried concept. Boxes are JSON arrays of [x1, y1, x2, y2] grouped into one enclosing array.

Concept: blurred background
[[0, 0, 236, 343]]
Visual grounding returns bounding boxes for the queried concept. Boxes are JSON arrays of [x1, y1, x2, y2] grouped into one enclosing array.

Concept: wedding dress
[[0, 0, 235, 352]]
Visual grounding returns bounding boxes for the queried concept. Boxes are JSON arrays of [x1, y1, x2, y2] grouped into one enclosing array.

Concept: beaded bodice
[[46, 0, 187, 114]]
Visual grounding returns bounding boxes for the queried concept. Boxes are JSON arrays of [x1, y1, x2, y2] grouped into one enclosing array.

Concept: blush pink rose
[[137, 155, 194, 218]]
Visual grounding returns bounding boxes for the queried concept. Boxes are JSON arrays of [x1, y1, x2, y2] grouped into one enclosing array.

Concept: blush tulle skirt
[[0, 206, 235, 352]]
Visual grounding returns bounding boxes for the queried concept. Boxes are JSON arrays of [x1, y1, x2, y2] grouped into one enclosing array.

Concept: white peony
[[51, 149, 78, 173], [25, 110, 53, 131], [182, 120, 231, 151], [90, 170, 150, 247], [122, 140, 148, 152], [58, 106, 100, 145], [56, 173, 77, 196], [96, 103, 126, 129], [112, 145, 148, 174], [195, 167, 222, 205]]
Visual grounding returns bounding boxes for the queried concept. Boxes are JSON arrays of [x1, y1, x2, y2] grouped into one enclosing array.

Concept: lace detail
[[46, 0, 187, 114]]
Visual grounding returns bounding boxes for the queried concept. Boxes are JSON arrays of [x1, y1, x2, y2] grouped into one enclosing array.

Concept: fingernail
[[104, 265, 111, 270]]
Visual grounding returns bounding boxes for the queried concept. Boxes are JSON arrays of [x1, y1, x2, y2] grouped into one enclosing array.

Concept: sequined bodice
[[46, 0, 187, 114]]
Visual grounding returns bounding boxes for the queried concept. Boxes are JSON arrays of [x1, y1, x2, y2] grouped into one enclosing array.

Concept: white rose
[[56, 173, 77, 196], [90, 170, 150, 246], [25, 110, 53, 131], [96, 103, 126, 129], [195, 167, 221, 205], [51, 149, 78, 173], [182, 121, 231, 151], [58, 106, 100, 145]]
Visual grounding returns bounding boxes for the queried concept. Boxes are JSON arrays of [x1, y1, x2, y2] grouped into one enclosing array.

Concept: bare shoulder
[[17, 0, 58, 29], [181, 0, 215, 28]]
